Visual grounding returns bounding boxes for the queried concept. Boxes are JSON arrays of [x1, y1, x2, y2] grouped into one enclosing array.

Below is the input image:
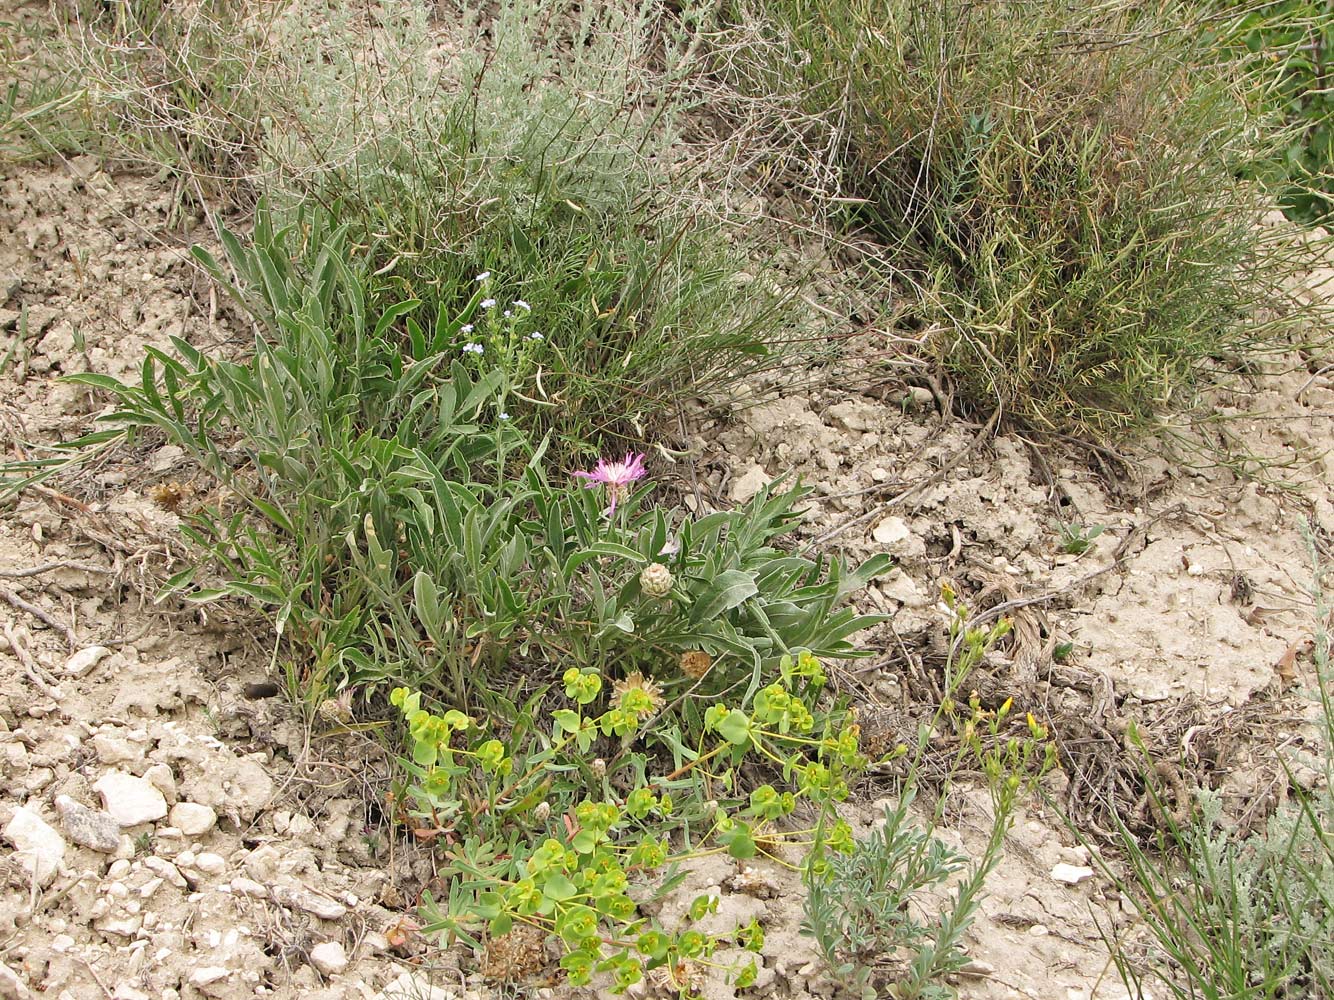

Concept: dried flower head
[[612, 670, 664, 717], [481, 923, 548, 981], [679, 650, 713, 680], [149, 481, 190, 513], [572, 451, 647, 515]]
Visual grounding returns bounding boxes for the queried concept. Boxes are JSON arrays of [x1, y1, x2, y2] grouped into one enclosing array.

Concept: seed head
[[679, 650, 713, 680]]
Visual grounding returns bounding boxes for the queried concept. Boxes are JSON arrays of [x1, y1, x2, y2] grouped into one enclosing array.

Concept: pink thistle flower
[[572, 452, 648, 515]]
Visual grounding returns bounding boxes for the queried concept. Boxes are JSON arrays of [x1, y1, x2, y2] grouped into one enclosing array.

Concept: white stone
[[193, 852, 226, 875], [144, 763, 177, 803], [872, 515, 911, 546], [93, 771, 168, 826], [188, 967, 230, 989], [91, 734, 143, 766], [64, 645, 112, 677], [169, 802, 216, 837], [0, 963, 32, 1000], [308, 941, 349, 976], [229, 877, 267, 898], [3, 806, 66, 887], [143, 856, 188, 889], [1050, 863, 1095, 885], [729, 463, 772, 504]]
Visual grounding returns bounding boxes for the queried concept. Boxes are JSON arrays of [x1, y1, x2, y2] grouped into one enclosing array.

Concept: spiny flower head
[[572, 451, 647, 515]]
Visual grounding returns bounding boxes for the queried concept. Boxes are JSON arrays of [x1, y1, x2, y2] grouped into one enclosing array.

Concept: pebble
[[169, 802, 217, 837], [64, 645, 112, 677], [271, 884, 348, 921], [0, 962, 32, 1000], [229, 877, 268, 898], [144, 763, 178, 803], [91, 734, 142, 766], [3, 806, 66, 887], [54, 795, 123, 853], [308, 941, 349, 976], [188, 968, 230, 988], [1050, 863, 1095, 885], [93, 770, 168, 826], [872, 515, 911, 547], [729, 463, 772, 504], [107, 859, 132, 879], [193, 852, 226, 875], [143, 856, 188, 889]]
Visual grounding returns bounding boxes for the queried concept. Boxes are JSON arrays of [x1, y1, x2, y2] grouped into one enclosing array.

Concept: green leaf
[[717, 710, 752, 746], [542, 873, 578, 902], [690, 570, 759, 624]]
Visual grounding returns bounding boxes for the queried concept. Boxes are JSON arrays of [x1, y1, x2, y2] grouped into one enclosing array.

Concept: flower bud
[[534, 801, 551, 822], [639, 562, 673, 598]]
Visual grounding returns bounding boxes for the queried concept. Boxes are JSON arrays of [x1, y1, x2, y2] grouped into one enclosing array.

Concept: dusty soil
[[3, 8, 1334, 1000]]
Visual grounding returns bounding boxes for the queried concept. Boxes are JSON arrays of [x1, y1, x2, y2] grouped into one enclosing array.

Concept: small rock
[[113, 985, 150, 1000], [229, 877, 267, 898], [1050, 863, 1095, 886], [107, 858, 132, 879], [188, 968, 230, 989], [906, 386, 934, 408], [94, 913, 142, 938], [64, 645, 112, 677], [54, 795, 122, 853], [309, 941, 349, 976], [143, 856, 188, 889], [1028, 923, 1050, 936], [143, 763, 177, 803], [91, 733, 143, 766], [193, 852, 226, 876], [872, 515, 911, 547], [729, 464, 772, 504], [271, 884, 348, 921], [3, 806, 66, 886], [94, 771, 168, 826], [0, 962, 33, 1000], [0, 274, 18, 305], [169, 802, 217, 837]]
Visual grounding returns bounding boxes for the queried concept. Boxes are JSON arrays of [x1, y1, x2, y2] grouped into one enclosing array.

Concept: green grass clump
[[731, 0, 1324, 438], [254, 0, 794, 452]]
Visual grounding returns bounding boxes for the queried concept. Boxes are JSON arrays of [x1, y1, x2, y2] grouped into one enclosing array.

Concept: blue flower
[[498, 412, 510, 421], [462, 342, 484, 355], [481, 298, 497, 309], [513, 300, 531, 312], [460, 323, 475, 334], [529, 332, 544, 341], [475, 271, 491, 282]]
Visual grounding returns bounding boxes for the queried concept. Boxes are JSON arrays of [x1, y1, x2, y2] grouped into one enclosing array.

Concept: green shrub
[[730, 0, 1325, 437], [1205, 0, 1334, 225]]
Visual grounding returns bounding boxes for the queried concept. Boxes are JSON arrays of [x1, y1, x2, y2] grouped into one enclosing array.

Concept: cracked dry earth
[[4, 111, 1334, 1000]]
